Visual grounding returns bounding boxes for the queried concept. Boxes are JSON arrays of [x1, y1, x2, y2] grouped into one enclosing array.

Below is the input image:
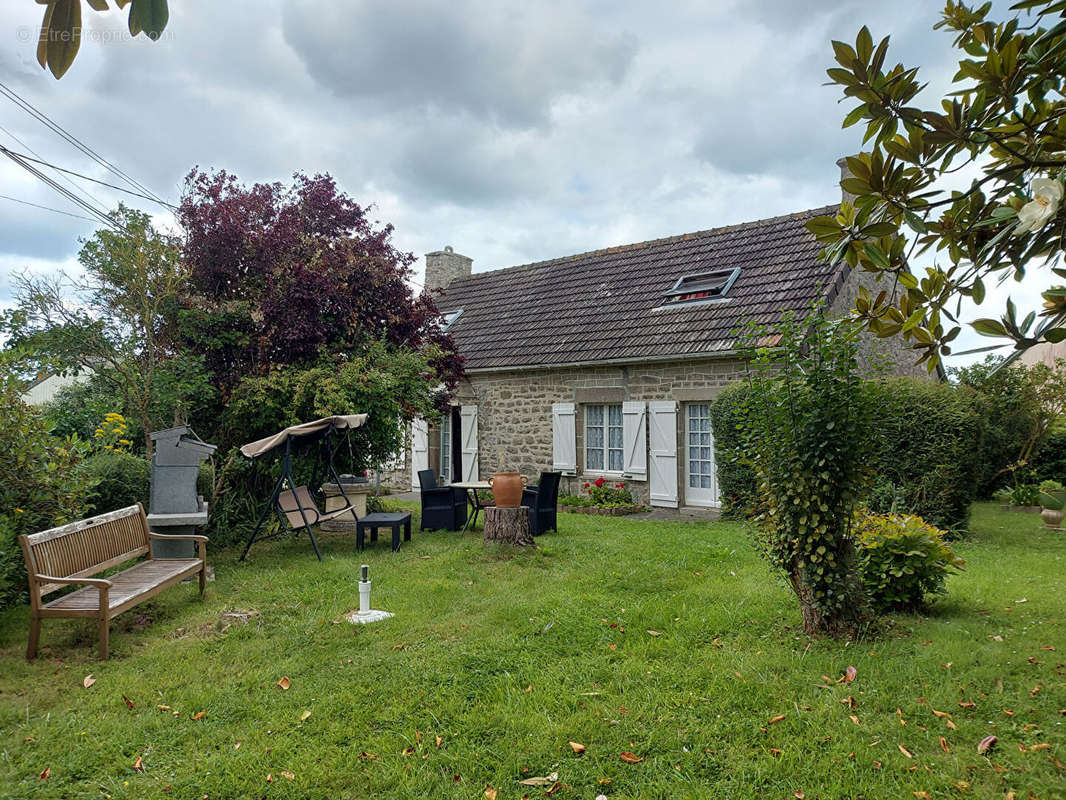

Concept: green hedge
[[712, 377, 985, 533], [85, 452, 151, 514], [709, 382, 758, 518]]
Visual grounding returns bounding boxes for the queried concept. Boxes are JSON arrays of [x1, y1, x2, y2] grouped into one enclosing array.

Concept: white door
[[685, 403, 719, 506], [648, 401, 678, 508], [411, 417, 429, 489], [460, 405, 479, 481]]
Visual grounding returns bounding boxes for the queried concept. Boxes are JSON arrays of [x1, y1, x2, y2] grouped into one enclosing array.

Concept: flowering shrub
[[93, 412, 133, 454], [566, 479, 634, 508], [854, 510, 965, 612]]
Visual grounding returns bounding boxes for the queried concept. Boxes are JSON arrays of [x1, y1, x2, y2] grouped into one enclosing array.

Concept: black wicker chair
[[521, 471, 561, 536], [418, 469, 468, 531]]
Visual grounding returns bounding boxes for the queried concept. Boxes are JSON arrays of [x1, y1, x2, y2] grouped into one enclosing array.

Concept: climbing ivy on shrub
[[735, 309, 875, 636], [854, 510, 964, 612]]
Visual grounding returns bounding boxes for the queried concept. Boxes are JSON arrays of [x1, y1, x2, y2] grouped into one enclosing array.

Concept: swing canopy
[[239, 414, 368, 459]]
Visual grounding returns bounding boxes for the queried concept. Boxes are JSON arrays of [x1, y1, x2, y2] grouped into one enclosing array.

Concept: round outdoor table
[[450, 480, 492, 532]]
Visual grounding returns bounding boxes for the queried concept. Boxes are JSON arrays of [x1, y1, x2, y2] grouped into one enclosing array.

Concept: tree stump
[[483, 506, 534, 547]]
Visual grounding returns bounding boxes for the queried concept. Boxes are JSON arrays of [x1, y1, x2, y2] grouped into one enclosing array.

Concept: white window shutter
[[648, 401, 678, 508], [460, 405, 479, 481], [622, 401, 647, 480], [410, 417, 429, 490], [551, 402, 577, 474]]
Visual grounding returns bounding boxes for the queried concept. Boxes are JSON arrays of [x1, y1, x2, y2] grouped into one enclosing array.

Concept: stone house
[[388, 205, 924, 509]]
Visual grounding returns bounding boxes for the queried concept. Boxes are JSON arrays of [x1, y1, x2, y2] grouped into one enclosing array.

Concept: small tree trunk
[[483, 506, 534, 547], [789, 542, 869, 637]]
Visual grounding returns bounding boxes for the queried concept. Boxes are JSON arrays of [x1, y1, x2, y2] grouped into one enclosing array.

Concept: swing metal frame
[[238, 419, 364, 562]]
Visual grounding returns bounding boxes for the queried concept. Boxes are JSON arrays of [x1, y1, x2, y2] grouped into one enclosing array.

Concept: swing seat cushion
[[278, 486, 355, 529]]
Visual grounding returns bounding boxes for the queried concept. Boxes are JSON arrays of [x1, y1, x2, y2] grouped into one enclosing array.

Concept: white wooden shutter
[[460, 405, 479, 481], [648, 400, 678, 508], [551, 402, 576, 474], [622, 401, 647, 480], [410, 417, 429, 489]]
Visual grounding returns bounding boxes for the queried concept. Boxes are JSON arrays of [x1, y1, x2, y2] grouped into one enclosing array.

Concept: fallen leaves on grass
[[435, 736, 443, 748], [840, 696, 857, 709], [849, 715, 861, 726], [646, 630, 661, 637], [392, 643, 405, 650], [519, 773, 557, 786], [841, 665, 857, 683], [769, 714, 786, 725], [266, 774, 274, 783], [300, 710, 311, 722], [898, 745, 914, 759], [945, 720, 958, 731], [358, 752, 377, 760], [977, 735, 997, 755], [913, 792, 931, 799], [619, 751, 643, 763], [157, 705, 171, 711], [569, 741, 586, 754], [281, 771, 294, 781], [484, 787, 497, 800], [931, 708, 951, 718], [939, 736, 951, 753], [82, 675, 95, 689], [276, 677, 291, 690], [133, 755, 144, 772], [402, 747, 415, 756], [192, 711, 206, 721], [769, 748, 783, 757], [1028, 743, 1052, 752], [39, 766, 50, 781], [958, 701, 976, 709], [122, 694, 134, 709]]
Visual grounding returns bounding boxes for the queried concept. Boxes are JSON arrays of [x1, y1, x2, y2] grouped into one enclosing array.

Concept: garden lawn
[[0, 503, 1063, 799]]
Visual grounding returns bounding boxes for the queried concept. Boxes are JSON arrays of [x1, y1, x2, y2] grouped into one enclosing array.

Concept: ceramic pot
[[488, 472, 527, 507], [1041, 507, 1064, 529]]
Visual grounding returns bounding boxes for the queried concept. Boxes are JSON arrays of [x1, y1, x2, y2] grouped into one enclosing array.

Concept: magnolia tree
[[810, 1, 1066, 371]]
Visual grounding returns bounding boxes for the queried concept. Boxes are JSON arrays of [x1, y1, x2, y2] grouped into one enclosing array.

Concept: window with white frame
[[439, 413, 452, 483], [585, 404, 624, 472]]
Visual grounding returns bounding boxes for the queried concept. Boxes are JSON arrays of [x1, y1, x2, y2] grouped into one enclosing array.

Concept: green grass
[[0, 503, 1063, 799]]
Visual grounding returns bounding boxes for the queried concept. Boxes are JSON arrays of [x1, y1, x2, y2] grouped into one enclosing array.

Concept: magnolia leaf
[[619, 751, 644, 763], [86, 0, 109, 10], [276, 676, 291, 690], [82, 674, 96, 689], [37, 1, 54, 69], [971, 318, 1008, 337], [129, 0, 169, 39], [484, 787, 497, 800], [569, 741, 586, 754], [45, 0, 81, 79], [898, 744, 914, 758]]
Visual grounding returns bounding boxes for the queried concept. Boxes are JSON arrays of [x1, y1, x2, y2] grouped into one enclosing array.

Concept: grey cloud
[[281, 0, 637, 128]]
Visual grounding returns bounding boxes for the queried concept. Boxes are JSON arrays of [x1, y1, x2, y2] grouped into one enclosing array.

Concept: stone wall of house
[[381, 357, 747, 506]]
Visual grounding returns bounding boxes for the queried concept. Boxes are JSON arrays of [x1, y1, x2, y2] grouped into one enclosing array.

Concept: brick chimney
[[424, 246, 472, 293], [837, 156, 857, 204]]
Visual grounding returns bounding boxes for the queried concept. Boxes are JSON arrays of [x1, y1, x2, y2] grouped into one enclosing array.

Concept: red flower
[[583, 482, 590, 489], [593, 477, 606, 488]]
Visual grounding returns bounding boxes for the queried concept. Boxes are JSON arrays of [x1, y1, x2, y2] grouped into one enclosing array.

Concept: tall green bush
[[0, 386, 96, 607], [713, 377, 985, 534], [709, 382, 757, 519], [867, 379, 985, 533]]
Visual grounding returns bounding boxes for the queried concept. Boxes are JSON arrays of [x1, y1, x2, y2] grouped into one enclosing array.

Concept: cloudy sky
[[0, 0, 1045, 365]]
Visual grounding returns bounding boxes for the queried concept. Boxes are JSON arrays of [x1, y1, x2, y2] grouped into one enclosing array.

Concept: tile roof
[[439, 205, 845, 371]]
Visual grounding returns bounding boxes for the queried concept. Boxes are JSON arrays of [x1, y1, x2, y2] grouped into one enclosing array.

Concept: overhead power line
[[0, 192, 99, 223], [1, 147, 121, 231], [0, 79, 171, 208], [0, 146, 178, 209]]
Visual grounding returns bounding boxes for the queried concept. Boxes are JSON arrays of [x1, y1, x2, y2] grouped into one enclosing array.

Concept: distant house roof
[[438, 205, 847, 371]]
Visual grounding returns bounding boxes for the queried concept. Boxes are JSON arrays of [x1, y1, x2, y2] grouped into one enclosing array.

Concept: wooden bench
[[19, 503, 208, 660]]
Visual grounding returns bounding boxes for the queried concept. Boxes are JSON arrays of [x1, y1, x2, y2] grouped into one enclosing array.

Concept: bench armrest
[[148, 532, 208, 543], [149, 532, 208, 560], [34, 574, 112, 588]]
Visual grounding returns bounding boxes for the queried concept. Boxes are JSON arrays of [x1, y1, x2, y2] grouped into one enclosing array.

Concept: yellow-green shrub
[[854, 510, 964, 611]]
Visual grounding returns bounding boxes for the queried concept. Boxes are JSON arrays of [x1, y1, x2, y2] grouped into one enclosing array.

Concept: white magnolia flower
[[1014, 177, 1064, 235]]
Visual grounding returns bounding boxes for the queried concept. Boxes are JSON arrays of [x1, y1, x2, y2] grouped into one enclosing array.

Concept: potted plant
[[1038, 480, 1065, 529], [1008, 483, 1041, 512]]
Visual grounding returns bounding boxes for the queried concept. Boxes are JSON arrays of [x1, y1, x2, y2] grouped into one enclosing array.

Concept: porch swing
[[237, 414, 369, 561]]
